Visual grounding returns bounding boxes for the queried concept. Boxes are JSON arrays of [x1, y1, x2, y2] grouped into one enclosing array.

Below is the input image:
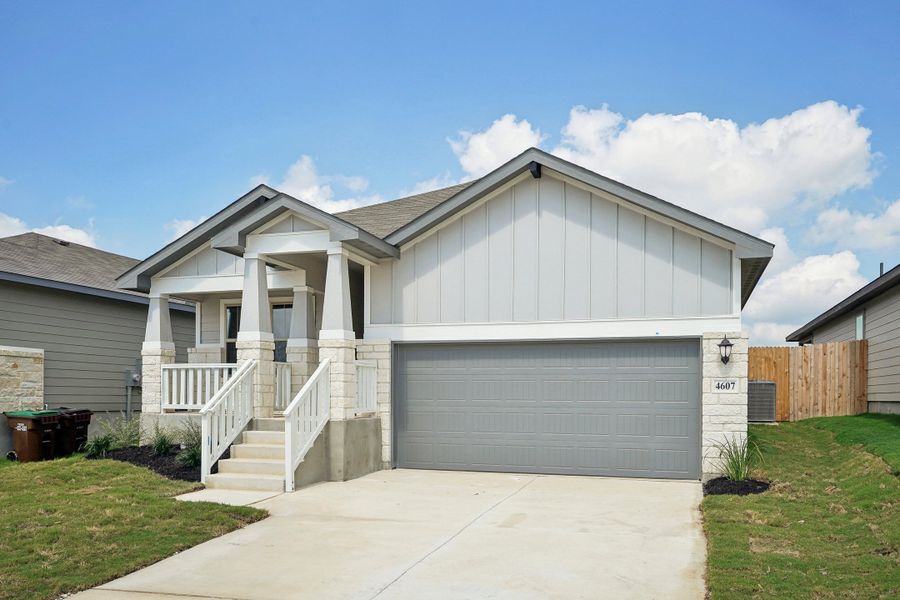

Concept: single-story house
[[0, 232, 194, 453], [787, 262, 900, 415], [118, 148, 773, 490]]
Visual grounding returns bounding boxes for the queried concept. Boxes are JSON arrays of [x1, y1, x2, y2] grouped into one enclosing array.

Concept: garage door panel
[[395, 340, 700, 479]]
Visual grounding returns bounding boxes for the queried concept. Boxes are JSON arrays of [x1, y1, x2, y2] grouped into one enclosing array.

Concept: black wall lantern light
[[718, 336, 734, 364]]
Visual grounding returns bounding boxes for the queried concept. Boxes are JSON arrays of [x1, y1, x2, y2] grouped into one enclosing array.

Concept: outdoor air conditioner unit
[[748, 380, 776, 423]]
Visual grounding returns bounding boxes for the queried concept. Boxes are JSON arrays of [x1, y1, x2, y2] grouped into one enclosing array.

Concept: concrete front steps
[[205, 418, 287, 492]]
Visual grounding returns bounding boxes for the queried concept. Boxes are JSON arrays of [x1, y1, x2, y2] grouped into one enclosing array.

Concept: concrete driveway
[[75, 470, 705, 600]]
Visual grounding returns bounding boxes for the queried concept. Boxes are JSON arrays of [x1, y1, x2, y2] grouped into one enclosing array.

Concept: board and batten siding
[[811, 283, 900, 411], [0, 282, 193, 412], [369, 176, 734, 325]]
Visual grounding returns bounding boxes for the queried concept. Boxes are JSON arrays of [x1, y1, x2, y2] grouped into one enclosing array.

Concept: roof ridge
[[0, 231, 138, 263], [335, 181, 476, 216]]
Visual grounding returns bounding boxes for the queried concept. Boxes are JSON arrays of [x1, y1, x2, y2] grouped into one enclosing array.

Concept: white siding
[[167, 246, 242, 278], [369, 175, 735, 325]]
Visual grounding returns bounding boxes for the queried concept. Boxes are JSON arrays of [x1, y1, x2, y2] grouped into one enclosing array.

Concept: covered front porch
[[125, 191, 398, 490]]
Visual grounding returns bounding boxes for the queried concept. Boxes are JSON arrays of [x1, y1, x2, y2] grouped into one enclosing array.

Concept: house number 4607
[[714, 380, 737, 392]]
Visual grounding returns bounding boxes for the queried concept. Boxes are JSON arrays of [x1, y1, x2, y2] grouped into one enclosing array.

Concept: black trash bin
[[4, 410, 60, 462], [56, 408, 93, 457]]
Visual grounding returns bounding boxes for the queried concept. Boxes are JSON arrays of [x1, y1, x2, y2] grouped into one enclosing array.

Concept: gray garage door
[[395, 340, 701, 479]]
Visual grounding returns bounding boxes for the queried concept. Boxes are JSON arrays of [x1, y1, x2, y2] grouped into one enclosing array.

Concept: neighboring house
[[787, 263, 900, 415], [118, 148, 773, 489], [0, 233, 194, 452]]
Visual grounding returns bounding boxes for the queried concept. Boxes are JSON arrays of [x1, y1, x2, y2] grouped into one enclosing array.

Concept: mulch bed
[[93, 446, 200, 482], [703, 477, 770, 496]]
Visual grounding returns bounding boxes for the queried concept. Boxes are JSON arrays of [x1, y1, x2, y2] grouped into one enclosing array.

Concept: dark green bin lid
[[4, 410, 60, 418]]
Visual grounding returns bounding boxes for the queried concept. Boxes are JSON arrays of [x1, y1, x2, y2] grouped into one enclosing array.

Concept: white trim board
[[364, 316, 742, 342]]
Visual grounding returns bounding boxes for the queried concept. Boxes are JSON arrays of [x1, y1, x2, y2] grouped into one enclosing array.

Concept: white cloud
[[164, 216, 208, 241], [743, 250, 868, 338], [551, 101, 875, 231], [449, 114, 545, 178], [0, 213, 27, 237], [0, 212, 97, 247], [756, 227, 796, 275], [806, 199, 900, 250], [0, 176, 13, 188], [252, 155, 380, 213], [745, 322, 802, 347], [403, 172, 459, 196]]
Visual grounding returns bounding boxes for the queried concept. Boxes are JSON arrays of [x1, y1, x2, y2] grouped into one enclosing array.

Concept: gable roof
[[118, 148, 774, 306], [0, 232, 140, 295], [336, 182, 475, 239], [0, 232, 192, 310], [786, 263, 900, 342], [336, 148, 774, 307]]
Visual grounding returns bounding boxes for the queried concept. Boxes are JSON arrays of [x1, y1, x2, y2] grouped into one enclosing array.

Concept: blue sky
[[2, 1, 899, 343]]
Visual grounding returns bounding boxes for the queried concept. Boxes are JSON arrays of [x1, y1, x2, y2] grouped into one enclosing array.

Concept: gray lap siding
[[0, 281, 193, 412]]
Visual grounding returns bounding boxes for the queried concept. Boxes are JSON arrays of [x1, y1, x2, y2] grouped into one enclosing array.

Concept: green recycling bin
[[4, 410, 60, 462]]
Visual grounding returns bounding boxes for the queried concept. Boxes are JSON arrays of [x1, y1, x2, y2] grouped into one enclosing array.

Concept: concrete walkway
[[74, 470, 706, 600]]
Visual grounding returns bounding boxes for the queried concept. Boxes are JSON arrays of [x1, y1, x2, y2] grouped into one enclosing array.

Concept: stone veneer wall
[[140, 347, 175, 414], [286, 344, 319, 398], [701, 331, 749, 477], [318, 339, 357, 421], [355, 340, 391, 467], [0, 345, 44, 412], [187, 346, 223, 363]]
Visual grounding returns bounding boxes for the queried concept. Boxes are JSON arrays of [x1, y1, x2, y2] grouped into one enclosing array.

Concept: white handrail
[[355, 360, 377, 414], [161, 363, 237, 411], [200, 360, 257, 483], [274, 362, 292, 413], [284, 358, 331, 492]]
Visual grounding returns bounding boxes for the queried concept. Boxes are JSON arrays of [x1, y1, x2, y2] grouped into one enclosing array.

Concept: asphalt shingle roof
[[335, 181, 476, 239], [0, 232, 144, 297]]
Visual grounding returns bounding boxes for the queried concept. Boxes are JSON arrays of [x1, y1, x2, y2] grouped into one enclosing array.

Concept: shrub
[[175, 419, 202, 467], [100, 414, 142, 449], [176, 445, 201, 468], [176, 419, 202, 450], [713, 435, 762, 481], [150, 424, 175, 456], [83, 434, 115, 458]]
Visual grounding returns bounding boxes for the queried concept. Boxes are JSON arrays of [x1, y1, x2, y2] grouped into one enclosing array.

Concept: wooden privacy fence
[[749, 340, 868, 421]]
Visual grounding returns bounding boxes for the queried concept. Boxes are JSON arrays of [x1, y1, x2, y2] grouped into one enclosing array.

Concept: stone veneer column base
[[318, 339, 357, 421], [285, 343, 319, 398], [237, 340, 275, 419], [356, 340, 391, 467], [141, 347, 176, 414], [701, 331, 749, 477]]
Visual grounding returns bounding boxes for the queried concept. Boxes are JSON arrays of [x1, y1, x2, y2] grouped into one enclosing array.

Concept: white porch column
[[236, 254, 275, 418], [320, 248, 354, 340], [286, 286, 319, 397], [141, 293, 175, 415], [319, 247, 356, 421]]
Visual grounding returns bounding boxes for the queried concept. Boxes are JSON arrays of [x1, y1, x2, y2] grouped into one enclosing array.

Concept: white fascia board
[[152, 270, 306, 295], [363, 316, 742, 342], [246, 230, 333, 255]]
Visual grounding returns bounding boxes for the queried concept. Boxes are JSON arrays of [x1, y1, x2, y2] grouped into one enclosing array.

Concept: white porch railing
[[200, 360, 257, 483], [274, 362, 292, 413], [355, 360, 377, 414], [161, 364, 237, 411], [284, 358, 331, 492]]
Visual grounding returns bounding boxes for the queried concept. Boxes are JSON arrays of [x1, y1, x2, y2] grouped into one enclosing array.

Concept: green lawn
[[703, 418, 900, 599], [807, 414, 900, 472], [0, 456, 267, 600]]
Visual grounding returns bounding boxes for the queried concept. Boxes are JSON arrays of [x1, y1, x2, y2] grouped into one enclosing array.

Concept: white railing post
[[200, 415, 210, 484]]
